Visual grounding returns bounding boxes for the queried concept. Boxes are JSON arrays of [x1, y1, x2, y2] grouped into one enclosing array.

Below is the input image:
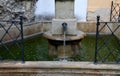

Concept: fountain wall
[[0, 0, 120, 41]]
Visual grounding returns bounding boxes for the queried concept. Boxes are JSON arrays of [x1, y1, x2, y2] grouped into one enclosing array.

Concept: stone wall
[[43, 22, 111, 33], [0, 0, 35, 23]]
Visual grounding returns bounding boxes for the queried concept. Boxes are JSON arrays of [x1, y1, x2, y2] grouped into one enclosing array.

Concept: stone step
[[0, 61, 119, 76]]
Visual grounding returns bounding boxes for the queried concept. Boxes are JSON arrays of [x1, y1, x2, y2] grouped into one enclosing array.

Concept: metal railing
[[0, 13, 24, 62], [94, 16, 120, 63], [0, 0, 37, 62], [110, 1, 120, 22]]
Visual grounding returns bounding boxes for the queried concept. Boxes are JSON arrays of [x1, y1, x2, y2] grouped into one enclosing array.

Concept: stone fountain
[[43, 0, 86, 61]]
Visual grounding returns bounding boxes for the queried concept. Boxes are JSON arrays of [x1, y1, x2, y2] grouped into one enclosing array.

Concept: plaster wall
[[87, 0, 120, 21]]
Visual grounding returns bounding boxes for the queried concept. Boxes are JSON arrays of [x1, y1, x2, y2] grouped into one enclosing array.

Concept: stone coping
[[0, 61, 120, 70]]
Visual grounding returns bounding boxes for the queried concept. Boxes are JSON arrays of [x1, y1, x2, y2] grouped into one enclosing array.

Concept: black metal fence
[[94, 16, 120, 63], [110, 1, 120, 22], [0, 0, 37, 62], [0, 13, 24, 62], [0, 0, 36, 62], [94, 1, 120, 64]]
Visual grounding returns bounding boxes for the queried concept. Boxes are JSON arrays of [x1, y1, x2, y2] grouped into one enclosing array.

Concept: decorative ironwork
[[94, 16, 120, 63], [0, 13, 24, 62], [110, 1, 120, 22]]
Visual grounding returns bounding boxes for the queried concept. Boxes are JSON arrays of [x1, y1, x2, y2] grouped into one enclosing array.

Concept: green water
[[0, 35, 120, 61]]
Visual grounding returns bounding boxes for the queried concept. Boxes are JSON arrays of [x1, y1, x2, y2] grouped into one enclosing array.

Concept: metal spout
[[62, 22, 67, 32]]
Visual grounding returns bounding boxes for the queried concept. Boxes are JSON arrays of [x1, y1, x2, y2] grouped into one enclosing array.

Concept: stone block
[[55, 0, 74, 19], [51, 19, 77, 35]]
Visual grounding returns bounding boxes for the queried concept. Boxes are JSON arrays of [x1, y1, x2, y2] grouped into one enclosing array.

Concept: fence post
[[20, 12, 25, 63], [94, 16, 100, 63]]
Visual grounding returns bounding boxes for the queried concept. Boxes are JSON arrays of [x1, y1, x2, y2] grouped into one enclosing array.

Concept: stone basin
[[43, 30, 86, 59]]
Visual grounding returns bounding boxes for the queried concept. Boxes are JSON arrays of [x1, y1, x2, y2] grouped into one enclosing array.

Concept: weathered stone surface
[[0, 0, 35, 23], [48, 43, 81, 58], [52, 19, 77, 35], [55, 0, 74, 19], [0, 61, 119, 76]]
